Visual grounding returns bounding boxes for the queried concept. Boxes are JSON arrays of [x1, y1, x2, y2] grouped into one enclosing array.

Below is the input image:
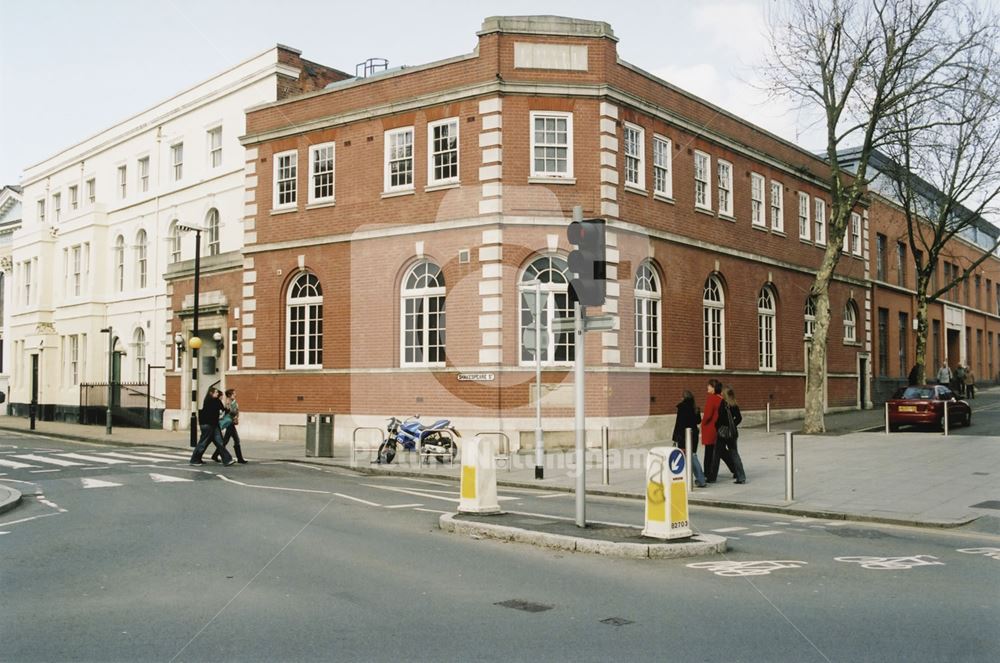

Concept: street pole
[[146, 364, 164, 429], [572, 204, 586, 528], [29, 353, 38, 431], [100, 327, 112, 434], [190, 229, 201, 446], [534, 280, 543, 479]]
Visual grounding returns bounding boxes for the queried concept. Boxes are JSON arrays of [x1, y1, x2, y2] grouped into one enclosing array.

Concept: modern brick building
[[204, 15, 872, 447]]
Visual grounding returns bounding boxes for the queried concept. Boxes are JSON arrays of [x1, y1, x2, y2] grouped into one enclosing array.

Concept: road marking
[[334, 493, 381, 507], [0, 458, 35, 469], [30, 469, 61, 474], [745, 530, 783, 538], [362, 484, 459, 503], [0, 512, 60, 527], [58, 453, 131, 465], [384, 503, 423, 509], [101, 452, 170, 463], [835, 555, 944, 570], [149, 473, 193, 483], [13, 454, 83, 467], [0, 531, 8, 535], [216, 475, 331, 494], [414, 508, 450, 514], [81, 467, 110, 471], [538, 492, 569, 498], [395, 477, 450, 486], [687, 560, 807, 577], [957, 547, 1000, 560], [132, 452, 189, 461], [81, 478, 122, 489], [711, 527, 748, 533]]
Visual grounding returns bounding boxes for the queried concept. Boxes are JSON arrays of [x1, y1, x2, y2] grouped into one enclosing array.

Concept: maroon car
[[887, 385, 971, 431]]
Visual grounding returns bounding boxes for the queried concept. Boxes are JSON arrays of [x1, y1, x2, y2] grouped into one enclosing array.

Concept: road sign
[[668, 448, 686, 476], [642, 446, 692, 540], [584, 314, 615, 332], [550, 316, 576, 333]]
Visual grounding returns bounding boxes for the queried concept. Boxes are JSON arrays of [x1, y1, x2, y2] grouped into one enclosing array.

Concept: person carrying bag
[[718, 386, 747, 484]]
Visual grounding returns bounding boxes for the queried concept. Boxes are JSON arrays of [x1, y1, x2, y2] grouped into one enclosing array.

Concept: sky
[[0, 0, 815, 186]]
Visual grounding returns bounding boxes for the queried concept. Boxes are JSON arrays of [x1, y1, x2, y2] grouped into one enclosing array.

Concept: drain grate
[[971, 500, 1000, 510], [495, 599, 553, 613], [600, 617, 634, 626]]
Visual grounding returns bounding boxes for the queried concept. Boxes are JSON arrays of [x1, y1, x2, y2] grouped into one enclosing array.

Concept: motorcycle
[[378, 415, 461, 464]]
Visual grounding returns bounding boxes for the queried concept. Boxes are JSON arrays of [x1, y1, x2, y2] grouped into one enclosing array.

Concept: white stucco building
[[8, 46, 345, 425], [0, 184, 22, 406]]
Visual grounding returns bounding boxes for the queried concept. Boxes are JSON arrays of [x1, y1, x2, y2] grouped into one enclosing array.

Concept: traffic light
[[567, 218, 607, 306]]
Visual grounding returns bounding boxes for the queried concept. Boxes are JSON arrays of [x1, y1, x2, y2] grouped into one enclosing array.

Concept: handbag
[[220, 414, 233, 430], [717, 404, 736, 440]]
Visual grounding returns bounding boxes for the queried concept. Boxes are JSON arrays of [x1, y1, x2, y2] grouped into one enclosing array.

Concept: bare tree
[[763, 0, 992, 432], [879, 43, 1000, 385]]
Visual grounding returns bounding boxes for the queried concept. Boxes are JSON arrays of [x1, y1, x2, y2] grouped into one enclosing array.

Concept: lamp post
[[177, 224, 204, 446], [100, 327, 113, 434]]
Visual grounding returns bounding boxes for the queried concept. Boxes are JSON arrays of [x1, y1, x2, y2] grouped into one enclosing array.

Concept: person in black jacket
[[190, 388, 234, 465], [718, 386, 747, 484], [671, 390, 707, 487]]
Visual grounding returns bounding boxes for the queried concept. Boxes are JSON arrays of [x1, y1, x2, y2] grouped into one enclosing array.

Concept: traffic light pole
[[574, 299, 586, 528]]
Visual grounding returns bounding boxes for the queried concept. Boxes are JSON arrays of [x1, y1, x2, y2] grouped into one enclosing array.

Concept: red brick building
[[175, 16, 873, 446]]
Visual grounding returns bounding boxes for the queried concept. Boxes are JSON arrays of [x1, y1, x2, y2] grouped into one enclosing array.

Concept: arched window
[[804, 296, 817, 339], [634, 262, 661, 366], [401, 261, 446, 366], [703, 275, 725, 369], [286, 272, 323, 368], [520, 255, 574, 365], [844, 300, 858, 343], [206, 208, 220, 256], [134, 230, 147, 289], [169, 220, 181, 264], [114, 235, 125, 292], [133, 327, 146, 381], [758, 286, 776, 371]]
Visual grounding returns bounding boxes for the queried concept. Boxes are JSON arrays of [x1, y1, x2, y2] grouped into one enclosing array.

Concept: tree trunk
[[803, 245, 840, 433], [913, 282, 930, 386]]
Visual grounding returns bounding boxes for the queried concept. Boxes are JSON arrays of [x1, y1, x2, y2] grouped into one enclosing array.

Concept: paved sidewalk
[[2, 389, 998, 528]]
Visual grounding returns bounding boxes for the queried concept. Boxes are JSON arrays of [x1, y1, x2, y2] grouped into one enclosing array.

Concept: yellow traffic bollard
[[642, 447, 692, 540]]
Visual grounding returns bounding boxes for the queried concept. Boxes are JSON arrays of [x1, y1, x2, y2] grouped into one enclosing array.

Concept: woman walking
[[718, 386, 747, 484], [671, 390, 706, 487], [212, 388, 247, 464], [701, 379, 723, 483]]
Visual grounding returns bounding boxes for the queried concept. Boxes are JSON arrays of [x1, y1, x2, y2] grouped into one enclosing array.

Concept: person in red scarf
[[700, 379, 723, 483]]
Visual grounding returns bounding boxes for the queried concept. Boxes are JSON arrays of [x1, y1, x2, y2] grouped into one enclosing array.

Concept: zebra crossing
[[0, 449, 192, 473], [708, 519, 849, 540]]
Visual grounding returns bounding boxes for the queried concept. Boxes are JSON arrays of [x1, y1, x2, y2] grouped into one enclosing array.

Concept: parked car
[[887, 384, 971, 431]]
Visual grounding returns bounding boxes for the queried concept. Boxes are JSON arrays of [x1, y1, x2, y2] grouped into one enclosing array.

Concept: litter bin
[[305, 414, 334, 457]]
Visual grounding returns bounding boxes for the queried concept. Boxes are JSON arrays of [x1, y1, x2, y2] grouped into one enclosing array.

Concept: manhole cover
[[495, 599, 553, 613], [971, 500, 1000, 510], [600, 617, 634, 626]]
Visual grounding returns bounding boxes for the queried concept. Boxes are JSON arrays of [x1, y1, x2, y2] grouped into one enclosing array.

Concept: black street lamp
[[177, 224, 204, 446], [100, 327, 113, 434]]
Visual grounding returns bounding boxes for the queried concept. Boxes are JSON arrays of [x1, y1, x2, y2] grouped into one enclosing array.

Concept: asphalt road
[[2, 433, 998, 662]]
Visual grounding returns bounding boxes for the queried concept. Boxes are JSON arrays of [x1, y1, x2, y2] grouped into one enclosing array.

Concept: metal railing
[[352, 427, 385, 464], [473, 431, 511, 471]]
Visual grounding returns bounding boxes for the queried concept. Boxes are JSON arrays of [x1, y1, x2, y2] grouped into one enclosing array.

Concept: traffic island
[[0, 485, 22, 515], [439, 511, 727, 559]]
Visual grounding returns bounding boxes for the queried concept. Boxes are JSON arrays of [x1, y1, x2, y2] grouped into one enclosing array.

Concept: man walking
[[936, 362, 951, 386], [190, 388, 233, 466]]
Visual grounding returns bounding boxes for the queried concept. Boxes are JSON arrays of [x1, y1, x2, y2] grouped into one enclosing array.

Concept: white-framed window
[[71, 245, 82, 296], [623, 123, 645, 190], [770, 181, 783, 231], [286, 272, 323, 368], [634, 262, 661, 367], [171, 143, 184, 181], [427, 118, 459, 186], [174, 336, 183, 371], [798, 192, 811, 240], [520, 256, 575, 365], [694, 150, 711, 210], [703, 275, 725, 369], [114, 235, 125, 292], [851, 212, 862, 256], [169, 221, 181, 263], [134, 230, 147, 289], [273, 150, 298, 208], [844, 301, 858, 343], [37, 199, 45, 223], [118, 165, 127, 199], [69, 185, 78, 210], [384, 127, 414, 192], [652, 134, 672, 198], [206, 208, 220, 256], [138, 157, 149, 193], [751, 173, 765, 227], [717, 160, 733, 217], [758, 286, 776, 371], [229, 328, 238, 371], [804, 296, 816, 338], [22, 260, 32, 306], [52, 193, 61, 222], [814, 198, 826, 245], [208, 126, 222, 168], [401, 261, 446, 366], [69, 334, 80, 386], [530, 111, 573, 178], [308, 142, 336, 203], [86, 178, 96, 204], [133, 327, 146, 382]]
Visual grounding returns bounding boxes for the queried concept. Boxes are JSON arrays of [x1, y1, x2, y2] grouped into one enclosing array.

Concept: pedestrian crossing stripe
[[58, 453, 131, 465], [0, 458, 35, 469], [99, 452, 170, 463], [132, 452, 187, 461], [12, 454, 83, 467]]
